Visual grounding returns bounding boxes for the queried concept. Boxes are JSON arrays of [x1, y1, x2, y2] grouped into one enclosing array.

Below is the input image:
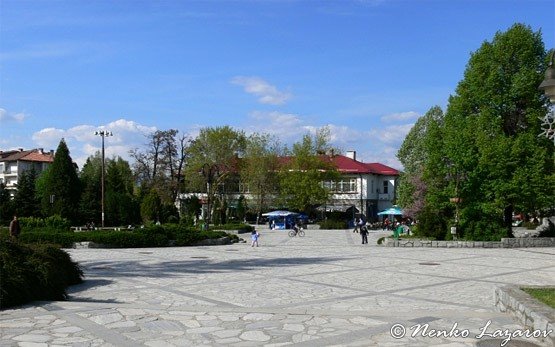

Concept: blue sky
[[1, 0, 554, 169]]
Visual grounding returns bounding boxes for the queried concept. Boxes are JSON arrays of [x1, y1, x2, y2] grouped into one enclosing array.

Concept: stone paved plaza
[[1, 229, 554, 346]]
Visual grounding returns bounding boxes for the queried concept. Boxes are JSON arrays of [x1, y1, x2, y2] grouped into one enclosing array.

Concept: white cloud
[[0, 108, 29, 123], [231, 76, 292, 105], [30, 119, 157, 169], [358, 147, 402, 170], [245, 111, 308, 142], [369, 124, 414, 145], [246, 113, 367, 147], [32, 128, 66, 148], [380, 111, 420, 122]]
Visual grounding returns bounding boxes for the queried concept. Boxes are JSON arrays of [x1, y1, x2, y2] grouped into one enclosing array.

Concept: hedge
[[0, 240, 83, 309], [3, 225, 236, 248], [318, 219, 348, 229]]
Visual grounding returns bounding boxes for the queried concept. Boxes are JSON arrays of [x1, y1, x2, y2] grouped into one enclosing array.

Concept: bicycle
[[288, 226, 305, 237]]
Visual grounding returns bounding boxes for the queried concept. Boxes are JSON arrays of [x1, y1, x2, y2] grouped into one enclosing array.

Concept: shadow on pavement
[[76, 256, 347, 279]]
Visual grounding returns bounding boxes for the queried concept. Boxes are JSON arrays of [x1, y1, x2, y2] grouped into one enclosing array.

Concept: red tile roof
[[0, 149, 54, 163], [333, 155, 399, 175], [22, 151, 54, 163], [278, 154, 399, 175]]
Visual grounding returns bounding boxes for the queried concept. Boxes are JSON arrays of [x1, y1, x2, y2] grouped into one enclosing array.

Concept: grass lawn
[[521, 288, 555, 309]]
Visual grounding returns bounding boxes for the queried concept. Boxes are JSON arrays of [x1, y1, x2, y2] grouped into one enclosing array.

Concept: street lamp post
[[201, 163, 218, 229], [94, 130, 113, 227]]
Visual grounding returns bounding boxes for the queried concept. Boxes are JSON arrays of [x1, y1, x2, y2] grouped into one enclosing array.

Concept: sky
[[1, 0, 554, 170]]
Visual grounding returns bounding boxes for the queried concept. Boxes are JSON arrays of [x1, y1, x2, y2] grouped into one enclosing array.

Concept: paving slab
[[1, 229, 553, 346]]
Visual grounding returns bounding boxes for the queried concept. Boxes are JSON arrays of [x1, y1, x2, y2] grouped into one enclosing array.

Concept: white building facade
[[0, 148, 54, 198]]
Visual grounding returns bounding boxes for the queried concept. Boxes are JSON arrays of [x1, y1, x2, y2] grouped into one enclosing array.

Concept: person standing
[[9, 216, 21, 240], [359, 219, 369, 244], [251, 229, 260, 247]]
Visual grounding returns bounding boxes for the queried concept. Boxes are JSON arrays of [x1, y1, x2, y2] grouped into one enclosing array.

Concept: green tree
[[278, 128, 339, 213], [442, 23, 554, 238], [140, 189, 161, 223], [79, 154, 102, 224], [105, 157, 139, 226], [12, 167, 40, 217], [397, 106, 445, 217], [37, 139, 81, 222], [240, 133, 281, 219], [0, 183, 14, 224], [179, 195, 201, 225], [185, 126, 247, 223], [130, 129, 189, 204]]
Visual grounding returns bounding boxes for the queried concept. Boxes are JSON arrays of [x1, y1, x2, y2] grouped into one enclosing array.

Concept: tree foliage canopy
[[398, 23, 554, 240]]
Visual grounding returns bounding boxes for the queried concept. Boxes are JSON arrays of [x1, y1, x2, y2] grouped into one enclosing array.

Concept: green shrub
[[213, 223, 254, 233], [0, 240, 83, 309], [318, 219, 348, 229], [6, 224, 235, 248], [19, 215, 71, 230], [522, 221, 538, 230], [377, 236, 385, 245], [414, 207, 448, 240], [19, 232, 75, 247]]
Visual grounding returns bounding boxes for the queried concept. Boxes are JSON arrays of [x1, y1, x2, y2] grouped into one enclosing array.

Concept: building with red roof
[[318, 150, 400, 220], [0, 148, 54, 198], [178, 150, 400, 222]]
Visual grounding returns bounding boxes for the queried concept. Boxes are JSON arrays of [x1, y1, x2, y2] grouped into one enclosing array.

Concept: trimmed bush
[[213, 223, 254, 233], [5, 224, 236, 248], [19, 215, 71, 231], [0, 240, 83, 309], [318, 219, 348, 229]]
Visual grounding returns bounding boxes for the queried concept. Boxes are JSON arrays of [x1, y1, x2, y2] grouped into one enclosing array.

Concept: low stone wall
[[383, 237, 555, 248], [494, 285, 555, 347], [72, 241, 107, 249]]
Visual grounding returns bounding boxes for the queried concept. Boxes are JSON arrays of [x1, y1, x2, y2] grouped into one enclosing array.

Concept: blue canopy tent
[[261, 211, 307, 229], [377, 205, 403, 216]]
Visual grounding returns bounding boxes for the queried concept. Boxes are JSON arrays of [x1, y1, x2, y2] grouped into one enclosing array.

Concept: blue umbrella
[[261, 210, 300, 217], [377, 206, 403, 216]]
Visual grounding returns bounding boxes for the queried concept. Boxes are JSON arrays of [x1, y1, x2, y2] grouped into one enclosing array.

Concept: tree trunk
[[504, 205, 514, 238]]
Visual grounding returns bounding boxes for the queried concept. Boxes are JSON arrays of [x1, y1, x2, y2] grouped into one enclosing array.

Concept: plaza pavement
[[1, 228, 554, 346]]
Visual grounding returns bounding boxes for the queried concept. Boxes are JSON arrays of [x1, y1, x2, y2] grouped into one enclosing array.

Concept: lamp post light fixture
[[201, 163, 219, 229], [94, 130, 113, 227]]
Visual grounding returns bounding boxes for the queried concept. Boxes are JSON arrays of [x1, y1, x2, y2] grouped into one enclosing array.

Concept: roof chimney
[[346, 150, 356, 161]]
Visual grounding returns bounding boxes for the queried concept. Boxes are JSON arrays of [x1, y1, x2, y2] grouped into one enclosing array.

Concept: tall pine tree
[[13, 167, 40, 217], [37, 139, 82, 223]]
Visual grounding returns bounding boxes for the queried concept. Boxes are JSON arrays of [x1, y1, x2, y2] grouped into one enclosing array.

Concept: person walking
[[358, 218, 369, 244], [9, 216, 21, 240], [251, 229, 260, 247]]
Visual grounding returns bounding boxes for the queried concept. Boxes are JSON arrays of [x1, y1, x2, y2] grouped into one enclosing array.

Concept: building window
[[323, 179, 357, 193], [383, 181, 388, 194]]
